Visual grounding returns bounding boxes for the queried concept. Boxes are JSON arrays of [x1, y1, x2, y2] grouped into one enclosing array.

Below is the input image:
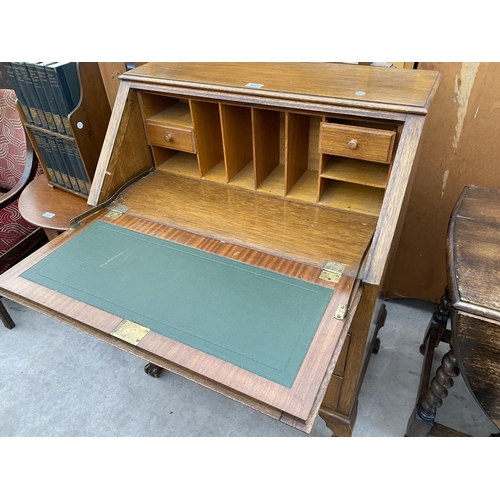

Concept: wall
[[387, 62, 500, 303]]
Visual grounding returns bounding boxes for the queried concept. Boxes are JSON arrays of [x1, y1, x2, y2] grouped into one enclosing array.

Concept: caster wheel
[[419, 343, 426, 355], [144, 362, 164, 377], [372, 337, 381, 354]]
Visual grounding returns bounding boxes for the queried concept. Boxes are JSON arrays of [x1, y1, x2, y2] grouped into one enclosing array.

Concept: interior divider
[[252, 108, 280, 190], [285, 112, 311, 196], [219, 104, 253, 183], [189, 100, 224, 177]]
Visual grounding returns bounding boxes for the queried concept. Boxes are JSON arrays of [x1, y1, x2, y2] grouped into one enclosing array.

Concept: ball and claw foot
[[144, 363, 164, 377]]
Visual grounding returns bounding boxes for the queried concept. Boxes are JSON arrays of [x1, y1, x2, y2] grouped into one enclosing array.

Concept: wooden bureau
[[0, 63, 439, 435]]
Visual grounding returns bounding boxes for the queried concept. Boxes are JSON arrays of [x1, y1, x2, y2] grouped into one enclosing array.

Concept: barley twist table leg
[[417, 348, 460, 424]]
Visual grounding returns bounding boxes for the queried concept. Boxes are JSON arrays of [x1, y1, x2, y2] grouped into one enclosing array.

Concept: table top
[[19, 175, 89, 232], [447, 185, 500, 429], [448, 185, 500, 321]]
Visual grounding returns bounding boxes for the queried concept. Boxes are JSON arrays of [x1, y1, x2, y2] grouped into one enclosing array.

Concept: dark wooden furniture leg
[[406, 288, 463, 436], [144, 363, 164, 378], [0, 298, 15, 329], [419, 289, 452, 355], [417, 347, 460, 422]]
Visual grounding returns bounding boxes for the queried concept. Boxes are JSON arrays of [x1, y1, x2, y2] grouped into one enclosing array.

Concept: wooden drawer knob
[[348, 139, 358, 150], [164, 134, 173, 142]]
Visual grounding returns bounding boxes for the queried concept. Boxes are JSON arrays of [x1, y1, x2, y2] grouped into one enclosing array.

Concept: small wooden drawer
[[319, 123, 396, 163], [146, 122, 197, 154]]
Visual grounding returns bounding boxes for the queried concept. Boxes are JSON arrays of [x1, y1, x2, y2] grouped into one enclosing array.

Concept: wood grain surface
[[321, 157, 389, 188], [448, 185, 500, 320], [89, 83, 154, 205], [0, 211, 360, 426], [363, 114, 426, 287], [98, 62, 127, 108], [113, 169, 376, 270], [19, 175, 89, 231], [319, 123, 396, 163], [447, 185, 500, 431], [454, 311, 500, 428], [123, 63, 439, 112]]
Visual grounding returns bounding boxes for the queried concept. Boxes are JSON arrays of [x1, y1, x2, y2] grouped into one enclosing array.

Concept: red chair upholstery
[[0, 88, 47, 328]]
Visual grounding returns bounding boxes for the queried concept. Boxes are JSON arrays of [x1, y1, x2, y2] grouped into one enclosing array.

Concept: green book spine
[[45, 134, 72, 190], [2, 62, 33, 124], [30, 130, 58, 185], [71, 142, 91, 193], [35, 62, 65, 135], [25, 62, 57, 133], [55, 137, 80, 193], [44, 63, 74, 137], [57, 62, 80, 110], [63, 140, 88, 195], [18, 62, 49, 129], [47, 62, 80, 111], [11, 62, 41, 126], [38, 131, 64, 187]]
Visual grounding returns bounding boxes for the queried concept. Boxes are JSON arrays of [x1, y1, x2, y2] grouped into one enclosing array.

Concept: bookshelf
[[3, 62, 111, 199]]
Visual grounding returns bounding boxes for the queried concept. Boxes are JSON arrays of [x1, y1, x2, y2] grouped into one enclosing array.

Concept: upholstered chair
[[0, 88, 46, 328]]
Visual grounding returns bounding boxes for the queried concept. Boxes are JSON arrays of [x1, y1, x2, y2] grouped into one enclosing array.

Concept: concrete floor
[[0, 296, 498, 437]]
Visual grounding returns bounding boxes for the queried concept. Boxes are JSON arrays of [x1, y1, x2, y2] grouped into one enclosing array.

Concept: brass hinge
[[319, 261, 346, 283], [110, 319, 150, 345], [335, 304, 348, 320], [104, 203, 130, 220]]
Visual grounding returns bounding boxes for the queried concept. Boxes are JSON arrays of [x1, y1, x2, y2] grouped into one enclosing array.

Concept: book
[[46, 62, 80, 112], [45, 134, 72, 190], [34, 62, 66, 135], [25, 62, 57, 133], [52, 62, 80, 110], [16, 62, 49, 129], [30, 129, 59, 185], [2, 62, 33, 124], [10, 62, 42, 126], [55, 137, 80, 193], [63, 140, 88, 195], [43, 63, 76, 137], [70, 142, 91, 194]]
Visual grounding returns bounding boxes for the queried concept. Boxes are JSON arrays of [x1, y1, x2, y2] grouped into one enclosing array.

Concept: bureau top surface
[[123, 62, 439, 112]]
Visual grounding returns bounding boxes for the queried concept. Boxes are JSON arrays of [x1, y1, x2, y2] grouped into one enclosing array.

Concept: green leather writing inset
[[22, 221, 334, 387]]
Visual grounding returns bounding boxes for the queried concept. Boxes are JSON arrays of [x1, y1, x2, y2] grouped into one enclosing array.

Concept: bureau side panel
[[89, 82, 154, 206]]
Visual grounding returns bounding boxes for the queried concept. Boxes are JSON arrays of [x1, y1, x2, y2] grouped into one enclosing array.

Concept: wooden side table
[[406, 185, 500, 437], [19, 175, 89, 240]]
